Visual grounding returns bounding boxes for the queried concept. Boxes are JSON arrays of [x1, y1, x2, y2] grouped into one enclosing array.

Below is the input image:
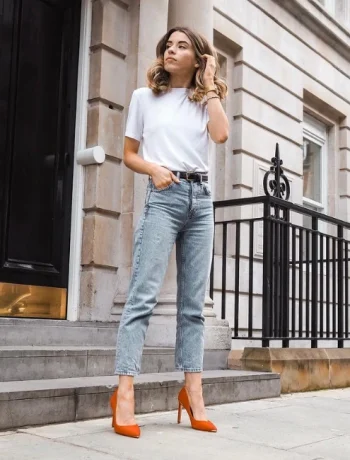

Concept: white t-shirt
[[125, 87, 209, 172]]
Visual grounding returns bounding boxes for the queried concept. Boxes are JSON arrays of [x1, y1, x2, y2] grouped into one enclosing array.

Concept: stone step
[[0, 318, 118, 347], [0, 346, 229, 382], [0, 370, 281, 431]]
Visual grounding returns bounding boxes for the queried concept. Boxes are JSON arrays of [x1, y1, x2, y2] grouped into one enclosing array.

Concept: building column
[[168, 0, 213, 40]]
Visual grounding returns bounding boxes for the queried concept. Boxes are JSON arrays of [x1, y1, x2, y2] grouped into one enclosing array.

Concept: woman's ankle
[[184, 372, 203, 390], [118, 375, 134, 393], [185, 385, 203, 394]]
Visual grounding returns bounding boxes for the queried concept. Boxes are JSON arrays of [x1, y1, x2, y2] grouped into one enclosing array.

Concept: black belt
[[172, 171, 208, 182]]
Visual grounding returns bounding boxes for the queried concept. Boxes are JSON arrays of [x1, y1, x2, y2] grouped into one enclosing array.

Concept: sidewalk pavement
[[1, 388, 350, 460]]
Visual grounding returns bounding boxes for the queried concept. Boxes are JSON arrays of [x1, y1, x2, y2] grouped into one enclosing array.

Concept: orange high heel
[[177, 387, 217, 432], [110, 389, 140, 438]]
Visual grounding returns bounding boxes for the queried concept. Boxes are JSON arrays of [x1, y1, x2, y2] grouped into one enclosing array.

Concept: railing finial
[[263, 143, 291, 201]]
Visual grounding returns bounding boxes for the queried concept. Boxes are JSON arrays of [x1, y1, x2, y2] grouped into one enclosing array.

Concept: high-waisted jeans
[[115, 178, 214, 376]]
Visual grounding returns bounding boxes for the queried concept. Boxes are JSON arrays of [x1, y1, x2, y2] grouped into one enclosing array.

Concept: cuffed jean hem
[[175, 367, 203, 373], [114, 370, 139, 376]]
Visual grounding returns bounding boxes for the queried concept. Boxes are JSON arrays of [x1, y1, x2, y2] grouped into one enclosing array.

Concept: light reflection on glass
[[0, 283, 66, 319]]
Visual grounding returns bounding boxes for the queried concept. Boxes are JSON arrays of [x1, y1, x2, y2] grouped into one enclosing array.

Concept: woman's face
[[163, 31, 198, 77]]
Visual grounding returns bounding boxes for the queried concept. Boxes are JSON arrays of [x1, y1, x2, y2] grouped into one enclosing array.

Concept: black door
[[0, 0, 81, 317]]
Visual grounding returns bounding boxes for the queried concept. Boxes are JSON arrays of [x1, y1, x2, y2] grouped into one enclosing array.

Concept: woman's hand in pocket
[[149, 165, 180, 190]]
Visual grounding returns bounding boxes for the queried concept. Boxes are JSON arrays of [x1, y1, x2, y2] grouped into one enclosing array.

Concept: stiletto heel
[[110, 391, 116, 427], [177, 387, 217, 432], [110, 395, 116, 427], [109, 389, 141, 438], [177, 403, 182, 424]]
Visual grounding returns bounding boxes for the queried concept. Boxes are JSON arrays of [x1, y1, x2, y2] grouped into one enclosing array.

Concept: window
[[303, 140, 322, 204], [335, 0, 350, 27], [302, 114, 328, 265], [302, 114, 328, 216], [320, 0, 335, 15], [315, 0, 350, 27]]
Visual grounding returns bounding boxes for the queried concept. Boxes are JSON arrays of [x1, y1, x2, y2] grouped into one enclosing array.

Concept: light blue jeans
[[115, 178, 214, 376]]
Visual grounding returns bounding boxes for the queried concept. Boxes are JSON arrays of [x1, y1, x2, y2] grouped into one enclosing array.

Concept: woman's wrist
[[204, 81, 216, 92], [147, 162, 159, 177]]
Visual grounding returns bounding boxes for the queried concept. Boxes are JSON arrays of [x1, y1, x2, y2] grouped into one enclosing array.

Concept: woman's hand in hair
[[201, 54, 216, 87], [150, 164, 180, 190]]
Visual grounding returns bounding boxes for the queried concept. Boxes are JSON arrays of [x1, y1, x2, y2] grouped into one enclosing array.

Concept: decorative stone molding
[[241, 347, 350, 393], [274, 0, 350, 60]]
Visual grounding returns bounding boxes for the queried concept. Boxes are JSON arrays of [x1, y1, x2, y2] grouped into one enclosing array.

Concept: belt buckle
[[186, 172, 202, 183]]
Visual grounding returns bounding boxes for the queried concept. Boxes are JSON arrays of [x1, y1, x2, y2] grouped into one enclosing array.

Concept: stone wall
[[211, 0, 350, 346]]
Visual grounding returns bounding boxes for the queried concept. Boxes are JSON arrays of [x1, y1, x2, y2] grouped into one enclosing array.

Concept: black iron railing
[[210, 144, 350, 348]]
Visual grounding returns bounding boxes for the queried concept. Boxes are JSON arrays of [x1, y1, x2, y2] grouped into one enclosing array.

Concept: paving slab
[[289, 394, 350, 414], [240, 402, 350, 434], [292, 435, 350, 460], [56, 426, 314, 460], [206, 406, 343, 449], [0, 433, 118, 460]]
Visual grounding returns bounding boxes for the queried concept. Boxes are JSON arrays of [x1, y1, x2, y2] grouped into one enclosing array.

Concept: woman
[[110, 26, 229, 438]]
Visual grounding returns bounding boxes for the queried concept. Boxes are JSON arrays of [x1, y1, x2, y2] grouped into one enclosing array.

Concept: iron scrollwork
[[263, 143, 290, 201]]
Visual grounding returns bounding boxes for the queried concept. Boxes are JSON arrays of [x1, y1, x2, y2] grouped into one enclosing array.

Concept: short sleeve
[[125, 90, 143, 141]]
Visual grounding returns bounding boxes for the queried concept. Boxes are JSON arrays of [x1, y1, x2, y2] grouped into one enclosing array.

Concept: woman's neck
[[169, 75, 192, 89]]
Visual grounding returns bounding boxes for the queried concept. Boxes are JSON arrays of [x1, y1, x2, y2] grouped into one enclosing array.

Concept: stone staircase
[[0, 318, 281, 431], [0, 346, 230, 382]]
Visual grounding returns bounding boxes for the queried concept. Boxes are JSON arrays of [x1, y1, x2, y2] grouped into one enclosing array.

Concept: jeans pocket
[[151, 181, 175, 192]]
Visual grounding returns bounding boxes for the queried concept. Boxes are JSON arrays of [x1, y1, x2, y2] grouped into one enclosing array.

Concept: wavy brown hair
[[147, 26, 227, 103]]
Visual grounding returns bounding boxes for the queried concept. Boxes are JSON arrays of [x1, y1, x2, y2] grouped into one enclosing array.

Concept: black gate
[[210, 144, 350, 348]]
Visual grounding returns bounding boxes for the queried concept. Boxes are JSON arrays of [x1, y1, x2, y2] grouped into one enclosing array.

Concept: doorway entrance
[[0, 0, 81, 318]]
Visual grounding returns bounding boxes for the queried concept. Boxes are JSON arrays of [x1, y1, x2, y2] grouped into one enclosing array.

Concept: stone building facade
[[48, 0, 350, 350]]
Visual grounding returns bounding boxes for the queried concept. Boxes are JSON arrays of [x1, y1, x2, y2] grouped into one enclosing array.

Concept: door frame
[[67, 0, 92, 321]]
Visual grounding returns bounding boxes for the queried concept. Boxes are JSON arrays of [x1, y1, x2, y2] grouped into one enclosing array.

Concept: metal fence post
[[262, 200, 272, 347], [338, 225, 344, 348], [311, 217, 318, 348], [282, 208, 290, 348]]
